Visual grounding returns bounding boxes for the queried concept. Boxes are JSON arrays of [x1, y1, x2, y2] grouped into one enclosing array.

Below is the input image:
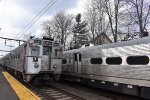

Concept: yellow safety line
[[2, 72, 41, 100]]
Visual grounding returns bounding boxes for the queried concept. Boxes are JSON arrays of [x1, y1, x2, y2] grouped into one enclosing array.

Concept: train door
[[51, 47, 62, 74], [74, 53, 81, 74], [42, 46, 51, 71]]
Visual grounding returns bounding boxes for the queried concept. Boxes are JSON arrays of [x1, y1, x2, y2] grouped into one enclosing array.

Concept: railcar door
[[42, 46, 51, 71], [74, 53, 81, 74]]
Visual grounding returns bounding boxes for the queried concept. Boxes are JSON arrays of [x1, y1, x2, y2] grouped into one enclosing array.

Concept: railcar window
[[106, 57, 122, 65], [55, 49, 58, 56], [54, 49, 61, 58], [69, 59, 71, 63], [31, 46, 40, 55], [63, 59, 67, 64], [18, 54, 20, 59], [15, 55, 17, 59], [34, 40, 42, 45], [43, 41, 52, 45], [79, 54, 81, 61], [75, 54, 77, 61], [53, 43, 59, 46], [91, 58, 102, 64], [127, 56, 149, 65], [43, 47, 49, 55]]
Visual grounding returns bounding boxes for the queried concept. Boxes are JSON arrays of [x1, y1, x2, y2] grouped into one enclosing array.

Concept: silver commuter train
[[0, 37, 62, 82], [62, 36, 150, 99]]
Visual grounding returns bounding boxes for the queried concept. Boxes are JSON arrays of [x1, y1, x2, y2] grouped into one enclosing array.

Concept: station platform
[[0, 67, 40, 100]]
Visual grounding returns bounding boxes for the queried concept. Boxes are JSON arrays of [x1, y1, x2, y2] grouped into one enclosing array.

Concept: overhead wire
[[6, 0, 58, 53], [0, 0, 58, 56], [16, 0, 58, 39], [16, 0, 54, 38]]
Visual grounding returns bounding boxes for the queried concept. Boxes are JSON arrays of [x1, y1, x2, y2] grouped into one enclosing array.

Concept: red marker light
[[60, 47, 63, 51], [29, 43, 33, 47]]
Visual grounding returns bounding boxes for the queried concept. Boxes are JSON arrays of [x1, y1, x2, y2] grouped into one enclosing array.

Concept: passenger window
[[75, 54, 77, 61], [91, 58, 102, 64], [31, 46, 40, 55], [43, 47, 49, 55], [63, 59, 67, 64], [79, 54, 81, 62], [106, 57, 122, 65], [127, 56, 149, 65]]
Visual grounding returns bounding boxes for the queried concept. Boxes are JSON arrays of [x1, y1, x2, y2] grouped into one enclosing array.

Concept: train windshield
[[31, 46, 40, 56], [54, 49, 62, 58], [43, 47, 49, 55]]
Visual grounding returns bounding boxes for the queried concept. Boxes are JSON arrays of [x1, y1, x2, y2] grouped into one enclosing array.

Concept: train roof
[[64, 36, 150, 54], [3, 38, 40, 58]]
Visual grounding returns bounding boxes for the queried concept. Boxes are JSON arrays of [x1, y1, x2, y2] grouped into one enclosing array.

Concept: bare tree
[[41, 11, 73, 49], [41, 20, 55, 38], [85, 0, 127, 43], [126, 0, 150, 37], [101, 0, 125, 42], [84, 0, 110, 44], [84, 0, 150, 42], [84, 1, 99, 43]]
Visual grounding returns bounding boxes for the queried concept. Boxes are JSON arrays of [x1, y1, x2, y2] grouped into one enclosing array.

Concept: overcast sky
[[0, 0, 86, 56], [0, 0, 85, 38]]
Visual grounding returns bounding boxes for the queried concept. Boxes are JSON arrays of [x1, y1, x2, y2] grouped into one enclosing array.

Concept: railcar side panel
[[62, 37, 150, 99]]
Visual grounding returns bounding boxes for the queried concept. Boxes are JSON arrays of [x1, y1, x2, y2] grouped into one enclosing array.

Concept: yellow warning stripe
[[2, 72, 40, 100]]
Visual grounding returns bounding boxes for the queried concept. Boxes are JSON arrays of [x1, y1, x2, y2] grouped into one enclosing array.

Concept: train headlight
[[34, 63, 39, 68], [53, 64, 57, 68]]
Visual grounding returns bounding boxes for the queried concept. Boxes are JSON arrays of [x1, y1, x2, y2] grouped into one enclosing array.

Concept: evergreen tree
[[72, 13, 88, 49]]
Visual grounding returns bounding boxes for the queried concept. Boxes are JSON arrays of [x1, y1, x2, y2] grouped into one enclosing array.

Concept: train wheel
[[53, 74, 60, 81]]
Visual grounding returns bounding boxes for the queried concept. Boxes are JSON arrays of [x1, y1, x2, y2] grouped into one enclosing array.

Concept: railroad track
[[19, 79, 85, 100], [22, 79, 137, 100], [25, 83, 85, 100], [8, 71, 85, 100], [25, 82, 85, 100], [7, 71, 139, 100], [38, 86, 85, 100], [48, 81, 139, 100]]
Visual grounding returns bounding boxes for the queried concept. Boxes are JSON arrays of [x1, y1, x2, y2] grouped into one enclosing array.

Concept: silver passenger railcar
[[62, 37, 150, 99], [0, 37, 62, 82], [1, 38, 42, 82]]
